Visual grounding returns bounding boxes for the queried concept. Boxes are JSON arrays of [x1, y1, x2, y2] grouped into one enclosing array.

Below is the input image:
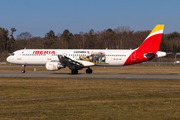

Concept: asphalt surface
[[0, 72, 180, 80]]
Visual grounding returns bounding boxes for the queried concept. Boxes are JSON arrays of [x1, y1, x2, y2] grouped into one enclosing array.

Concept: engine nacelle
[[46, 62, 62, 71]]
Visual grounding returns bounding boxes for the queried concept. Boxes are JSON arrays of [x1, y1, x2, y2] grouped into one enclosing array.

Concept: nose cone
[[6, 56, 13, 63], [6, 56, 10, 63]]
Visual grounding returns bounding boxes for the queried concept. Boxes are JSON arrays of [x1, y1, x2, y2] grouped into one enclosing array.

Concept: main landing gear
[[71, 68, 93, 74], [86, 68, 92, 74], [21, 65, 26, 73], [71, 69, 78, 74]]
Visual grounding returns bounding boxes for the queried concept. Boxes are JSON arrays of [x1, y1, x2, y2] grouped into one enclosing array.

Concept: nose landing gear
[[21, 65, 26, 73]]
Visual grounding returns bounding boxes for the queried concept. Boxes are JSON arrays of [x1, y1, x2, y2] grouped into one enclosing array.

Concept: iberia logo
[[33, 51, 55, 54]]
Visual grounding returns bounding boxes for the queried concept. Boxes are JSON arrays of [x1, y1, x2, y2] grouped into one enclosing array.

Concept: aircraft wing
[[57, 55, 94, 68]]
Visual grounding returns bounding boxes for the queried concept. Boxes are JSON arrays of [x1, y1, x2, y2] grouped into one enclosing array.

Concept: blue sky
[[0, 0, 180, 38]]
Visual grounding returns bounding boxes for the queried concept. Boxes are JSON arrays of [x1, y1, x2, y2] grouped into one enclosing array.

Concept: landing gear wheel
[[21, 65, 26, 73], [86, 68, 92, 74], [21, 69, 25, 73], [71, 69, 78, 74]]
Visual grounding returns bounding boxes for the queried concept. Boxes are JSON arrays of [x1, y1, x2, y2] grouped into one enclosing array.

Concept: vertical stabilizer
[[137, 24, 164, 53], [124, 24, 165, 65]]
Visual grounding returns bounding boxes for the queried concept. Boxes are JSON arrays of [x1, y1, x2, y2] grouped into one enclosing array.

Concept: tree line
[[0, 26, 180, 61]]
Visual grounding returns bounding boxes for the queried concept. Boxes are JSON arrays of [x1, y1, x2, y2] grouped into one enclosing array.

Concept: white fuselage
[[6, 49, 135, 66]]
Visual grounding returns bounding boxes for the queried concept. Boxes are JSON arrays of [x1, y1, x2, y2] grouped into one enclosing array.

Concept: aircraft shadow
[[51, 73, 85, 75]]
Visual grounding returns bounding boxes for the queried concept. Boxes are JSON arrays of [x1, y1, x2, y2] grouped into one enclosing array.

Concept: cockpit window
[[9, 53, 15, 56]]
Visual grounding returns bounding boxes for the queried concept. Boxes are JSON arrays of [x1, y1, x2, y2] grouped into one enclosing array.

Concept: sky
[[0, 0, 180, 38]]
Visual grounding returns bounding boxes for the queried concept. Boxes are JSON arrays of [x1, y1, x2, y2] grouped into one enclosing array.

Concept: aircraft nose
[[6, 56, 10, 63], [6, 56, 13, 63]]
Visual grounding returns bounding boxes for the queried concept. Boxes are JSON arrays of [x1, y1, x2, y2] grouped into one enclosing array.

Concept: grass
[[0, 78, 180, 119]]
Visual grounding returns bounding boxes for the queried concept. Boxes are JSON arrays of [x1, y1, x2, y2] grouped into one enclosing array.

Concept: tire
[[21, 70, 25, 73], [71, 69, 78, 74], [86, 69, 92, 74]]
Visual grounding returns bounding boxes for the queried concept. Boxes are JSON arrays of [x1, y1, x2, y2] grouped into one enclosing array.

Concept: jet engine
[[46, 62, 62, 71]]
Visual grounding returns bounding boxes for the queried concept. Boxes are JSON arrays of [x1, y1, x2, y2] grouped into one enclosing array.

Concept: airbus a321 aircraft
[[6, 24, 166, 74]]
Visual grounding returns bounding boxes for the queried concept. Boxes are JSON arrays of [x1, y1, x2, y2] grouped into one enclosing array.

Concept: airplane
[[6, 24, 166, 74]]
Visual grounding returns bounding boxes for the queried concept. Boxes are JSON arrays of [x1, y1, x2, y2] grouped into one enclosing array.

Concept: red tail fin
[[137, 24, 164, 53], [124, 25, 165, 65]]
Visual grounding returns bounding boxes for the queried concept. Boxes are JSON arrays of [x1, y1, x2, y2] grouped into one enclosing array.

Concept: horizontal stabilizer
[[144, 53, 156, 58]]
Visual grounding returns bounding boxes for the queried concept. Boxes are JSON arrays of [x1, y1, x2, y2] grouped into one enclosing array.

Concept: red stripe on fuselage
[[124, 33, 162, 65]]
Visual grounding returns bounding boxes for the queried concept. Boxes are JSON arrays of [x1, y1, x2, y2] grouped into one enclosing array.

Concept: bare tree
[[16, 32, 32, 40]]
